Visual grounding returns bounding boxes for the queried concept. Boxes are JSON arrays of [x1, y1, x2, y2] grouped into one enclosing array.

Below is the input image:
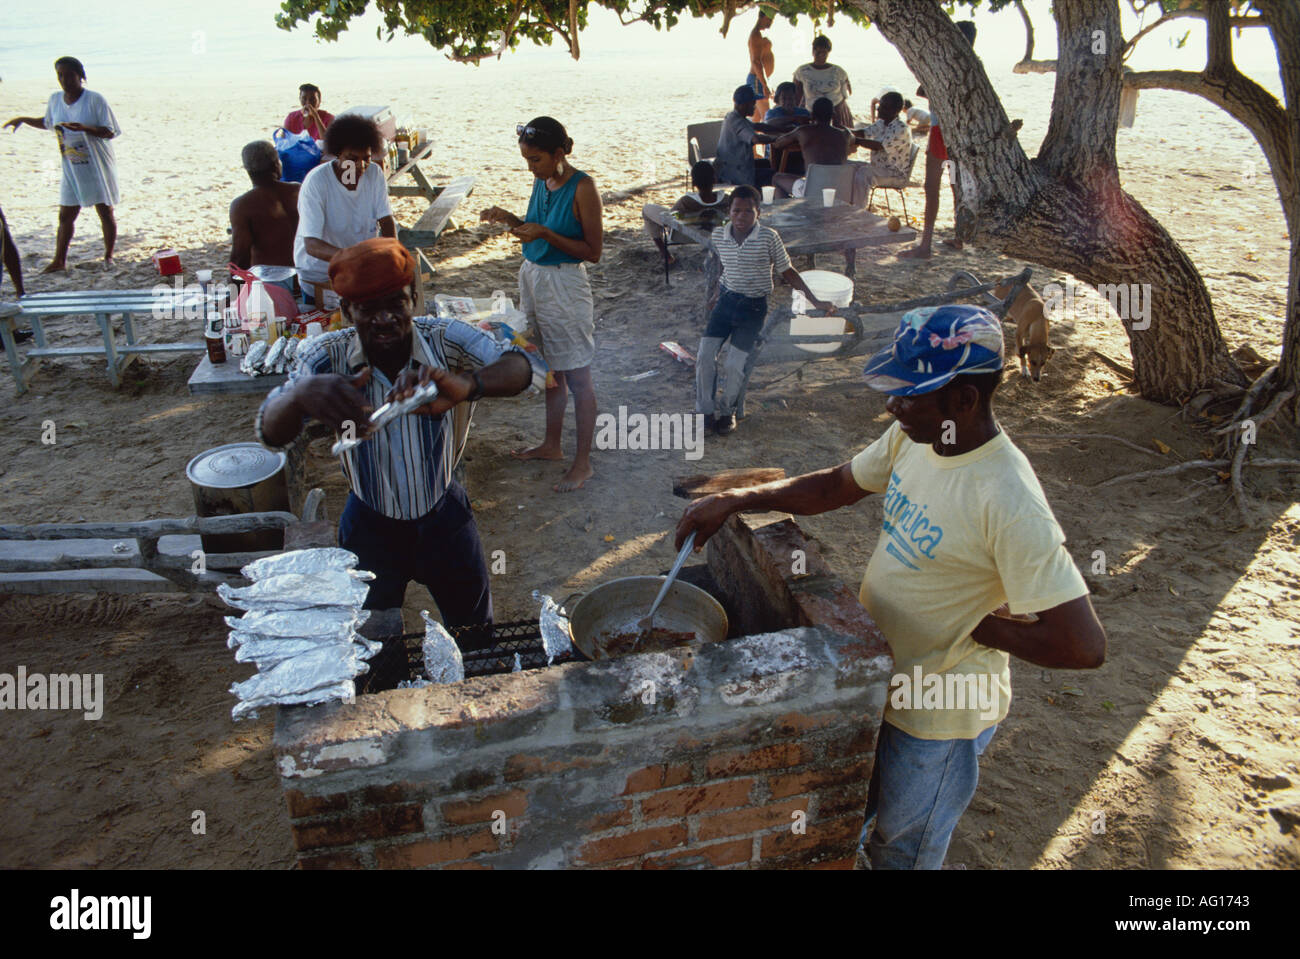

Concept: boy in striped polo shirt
[[697, 185, 835, 434]]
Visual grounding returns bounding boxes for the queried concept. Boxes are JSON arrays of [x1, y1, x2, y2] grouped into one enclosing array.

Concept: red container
[[152, 249, 182, 276]]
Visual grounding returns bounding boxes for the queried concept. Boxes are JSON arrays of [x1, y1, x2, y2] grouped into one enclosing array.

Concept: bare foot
[[511, 443, 565, 461], [40, 260, 67, 274], [897, 245, 932, 260], [554, 462, 594, 493], [941, 237, 964, 251], [103, 257, 115, 271]]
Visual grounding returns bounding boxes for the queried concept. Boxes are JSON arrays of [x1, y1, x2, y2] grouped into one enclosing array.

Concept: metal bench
[[731, 267, 1034, 417], [4, 288, 207, 393]]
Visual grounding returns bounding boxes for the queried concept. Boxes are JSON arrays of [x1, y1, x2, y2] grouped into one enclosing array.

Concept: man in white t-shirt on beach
[[676, 304, 1106, 868], [5, 56, 122, 272], [293, 114, 396, 308]]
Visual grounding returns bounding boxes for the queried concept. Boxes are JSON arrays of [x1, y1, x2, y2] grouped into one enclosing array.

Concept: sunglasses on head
[[516, 123, 539, 140]]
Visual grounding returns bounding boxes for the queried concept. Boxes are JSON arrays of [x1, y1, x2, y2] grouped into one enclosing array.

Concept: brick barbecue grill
[[274, 473, 894, 869]]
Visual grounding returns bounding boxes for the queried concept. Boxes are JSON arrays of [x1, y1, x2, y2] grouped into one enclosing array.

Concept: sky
[[0, 0, 1284, 90]]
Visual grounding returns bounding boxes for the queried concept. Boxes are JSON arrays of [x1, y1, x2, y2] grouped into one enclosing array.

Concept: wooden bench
[[397, 174, 476, 278]]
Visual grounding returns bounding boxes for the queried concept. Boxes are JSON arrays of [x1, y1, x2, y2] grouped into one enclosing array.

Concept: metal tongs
[[331, 381, 439, 456]]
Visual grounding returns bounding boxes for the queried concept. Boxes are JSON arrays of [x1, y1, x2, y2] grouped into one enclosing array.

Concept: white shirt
[[293, 161, 393, 284], [44, 90, 122, 207], [860, 117, 912, 178]]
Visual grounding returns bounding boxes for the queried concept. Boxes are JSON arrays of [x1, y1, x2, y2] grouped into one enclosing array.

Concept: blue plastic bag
[[273, 127, 323, 183]]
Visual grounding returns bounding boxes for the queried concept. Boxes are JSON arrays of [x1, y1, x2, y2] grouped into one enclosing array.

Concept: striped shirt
[[257, 317, 520, 521], [710, 222, 792, 297]]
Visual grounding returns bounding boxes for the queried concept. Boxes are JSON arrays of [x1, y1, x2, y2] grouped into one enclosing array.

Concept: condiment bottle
[[205, 314, 227, 364]]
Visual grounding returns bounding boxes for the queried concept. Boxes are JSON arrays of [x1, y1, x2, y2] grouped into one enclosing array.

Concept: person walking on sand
[[747, 9, 776, 136], [4, 56, 121, 272], [697, 185, 835, 436], [480, 117, 603, 493]]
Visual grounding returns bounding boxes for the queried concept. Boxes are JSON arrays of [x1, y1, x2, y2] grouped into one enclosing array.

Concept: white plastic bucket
[[792, 270, 854, 353]]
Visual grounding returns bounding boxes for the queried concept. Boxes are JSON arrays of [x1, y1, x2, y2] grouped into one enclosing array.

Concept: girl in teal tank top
[[477, 116, 604, 493], [523, 169, 588, 265]]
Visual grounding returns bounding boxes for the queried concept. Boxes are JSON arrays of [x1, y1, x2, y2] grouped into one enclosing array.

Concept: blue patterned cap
[[862, 305, 1003, 396]]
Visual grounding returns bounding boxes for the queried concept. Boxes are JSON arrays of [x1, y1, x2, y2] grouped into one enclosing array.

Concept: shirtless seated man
[[770, 97, 855, 200], [229, 140, 300, 279], [770, 97, 861, 275]]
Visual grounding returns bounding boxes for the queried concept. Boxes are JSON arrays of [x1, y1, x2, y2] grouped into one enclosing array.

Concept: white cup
[[195, 269, 213, 283], [822, 188, 836, 207], [305, 321, 324, 338], [761, 185, 776, 205]]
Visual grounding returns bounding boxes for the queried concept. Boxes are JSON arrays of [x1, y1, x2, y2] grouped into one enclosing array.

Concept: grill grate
[[357, 619, 582, 694]]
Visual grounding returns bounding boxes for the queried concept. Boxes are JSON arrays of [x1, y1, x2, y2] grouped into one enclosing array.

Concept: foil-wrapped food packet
[[262, 335, 289, 374], [225, 607, 369, 642], [218, 569, 371, 612], [240, 548, 360, 582], [420, 610, 465, 684], [232, 680, 355, 721], [534, 591, 574, 665], [240, 339, 269, 375], [231, 643, 368, 703], [234, 634, 382, 670]]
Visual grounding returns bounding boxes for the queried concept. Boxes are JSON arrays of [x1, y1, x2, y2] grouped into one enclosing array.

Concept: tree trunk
[[849, 0, 1244, 401], [1259, 0, 1300, 410]]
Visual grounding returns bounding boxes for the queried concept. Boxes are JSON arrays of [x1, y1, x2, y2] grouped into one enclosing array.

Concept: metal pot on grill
[[565, 576, 728, 660]]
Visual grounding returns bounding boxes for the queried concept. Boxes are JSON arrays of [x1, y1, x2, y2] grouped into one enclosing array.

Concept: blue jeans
[[696, 288, 768, 416], [862, 721, 997, 869], [338, 485, 493, 650]]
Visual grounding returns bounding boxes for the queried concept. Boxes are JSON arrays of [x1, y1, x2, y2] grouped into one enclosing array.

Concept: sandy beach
[[0, 8, 1297, 870]]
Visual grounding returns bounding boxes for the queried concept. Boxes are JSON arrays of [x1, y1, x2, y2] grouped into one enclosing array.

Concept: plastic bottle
[[246, 280, 274, 342]]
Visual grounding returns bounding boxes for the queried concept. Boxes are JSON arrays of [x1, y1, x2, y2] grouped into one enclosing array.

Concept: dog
[[993, 279, 1053, 381]]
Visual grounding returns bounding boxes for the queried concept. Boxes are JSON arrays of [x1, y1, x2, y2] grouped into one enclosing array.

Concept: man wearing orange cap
[[256, 238, 533, 657]]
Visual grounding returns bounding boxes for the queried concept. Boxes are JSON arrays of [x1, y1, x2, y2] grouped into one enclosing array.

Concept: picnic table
[[642, 196, 916, 294], [188, 355, 286, 396], [3, 288, 207, 394], [385, 142, 439, 202], [397, 174, 476, 302]]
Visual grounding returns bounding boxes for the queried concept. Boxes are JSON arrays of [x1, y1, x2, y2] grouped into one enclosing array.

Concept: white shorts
[[518, 258, 595, 372]]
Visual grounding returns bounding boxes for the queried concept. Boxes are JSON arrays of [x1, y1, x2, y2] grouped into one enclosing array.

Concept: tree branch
[[1205, 1, 1232, 78], [1012, 0, 1058, 74], [1121, 8, 1204, 59]]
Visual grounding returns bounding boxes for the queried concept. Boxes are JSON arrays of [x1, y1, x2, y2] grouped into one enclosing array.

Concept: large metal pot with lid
[[186, 442, 290, 553]]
